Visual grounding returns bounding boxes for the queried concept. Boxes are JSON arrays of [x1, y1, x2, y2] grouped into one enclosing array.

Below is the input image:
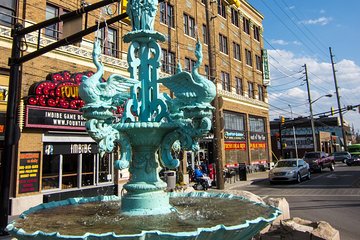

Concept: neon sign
[[27, 71, 94, 109]]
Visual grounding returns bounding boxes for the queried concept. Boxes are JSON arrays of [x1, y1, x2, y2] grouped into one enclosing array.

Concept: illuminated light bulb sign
[[27, 70, 94, 109]]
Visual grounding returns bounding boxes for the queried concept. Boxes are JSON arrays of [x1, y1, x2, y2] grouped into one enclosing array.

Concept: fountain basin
[[6, 192, 281, 240]]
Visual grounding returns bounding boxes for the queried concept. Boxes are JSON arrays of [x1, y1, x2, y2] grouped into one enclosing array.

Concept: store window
[[42, 155, 61, 190], [224, 111, 247, 165], [249, 116, 268, 164], [41, 152, 114, 191]]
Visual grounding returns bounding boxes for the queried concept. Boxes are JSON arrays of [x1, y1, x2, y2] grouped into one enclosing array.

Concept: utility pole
[[329, 47, 347, 151], [304, 64, 317, 151], [205, 0, 224, 189]]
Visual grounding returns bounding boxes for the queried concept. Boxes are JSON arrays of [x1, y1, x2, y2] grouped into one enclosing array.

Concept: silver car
[[269, 159, 311, 184]]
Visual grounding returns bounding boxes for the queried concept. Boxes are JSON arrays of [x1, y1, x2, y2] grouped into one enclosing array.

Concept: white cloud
[[270, 39, 289, 45], [299, 17, 332, 26], [267, 49, 360, 132]]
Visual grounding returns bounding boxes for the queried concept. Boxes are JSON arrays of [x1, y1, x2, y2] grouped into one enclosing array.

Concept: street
[[231, 163, 360, 240]]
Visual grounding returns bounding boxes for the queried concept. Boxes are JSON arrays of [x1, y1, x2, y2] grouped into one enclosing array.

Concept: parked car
[[346, 154, 360, 166], [269, 158, 310, 184], [332, 151, 351, 163], [303, 151, 335, 172]]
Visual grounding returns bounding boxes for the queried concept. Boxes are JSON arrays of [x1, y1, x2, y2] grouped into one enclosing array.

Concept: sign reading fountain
[[6, 0, 281, 239]]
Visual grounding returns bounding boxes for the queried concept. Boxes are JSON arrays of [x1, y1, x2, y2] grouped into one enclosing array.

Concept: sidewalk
[[222, 170, 269, 190]]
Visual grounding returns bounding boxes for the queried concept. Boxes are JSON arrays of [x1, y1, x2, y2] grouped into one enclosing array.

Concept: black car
[[332, 151, 351, 163], [346, 154, 360, 166]]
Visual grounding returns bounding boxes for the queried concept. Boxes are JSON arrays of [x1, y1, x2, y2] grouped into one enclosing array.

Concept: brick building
[[0, 0, 271, 214]]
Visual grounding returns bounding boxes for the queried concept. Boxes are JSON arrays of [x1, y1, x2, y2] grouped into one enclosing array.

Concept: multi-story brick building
[[0, 0, 271, 214]]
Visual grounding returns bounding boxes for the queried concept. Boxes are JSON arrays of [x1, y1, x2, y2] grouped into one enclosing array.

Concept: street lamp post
[[309, 94, 333, 152]]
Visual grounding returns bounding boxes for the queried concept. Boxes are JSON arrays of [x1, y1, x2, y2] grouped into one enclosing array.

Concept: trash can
[[239, 163, 247, 181], [164, 170, 176, 191]]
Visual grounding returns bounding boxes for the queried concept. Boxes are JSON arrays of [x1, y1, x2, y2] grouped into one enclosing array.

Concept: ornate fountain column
[[79, 0, 216, 216]]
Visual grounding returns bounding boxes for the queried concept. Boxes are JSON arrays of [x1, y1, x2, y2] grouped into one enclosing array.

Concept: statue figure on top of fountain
[[127, 0, 159, 31]]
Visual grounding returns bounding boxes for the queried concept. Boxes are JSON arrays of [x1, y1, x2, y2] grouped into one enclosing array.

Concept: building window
[[185, 57, 196, 72], [245, 49, 252, 67], [0, 0, 16, 27], [249, 117, 265, 132], [243, 17, 250, 35], [235, 77, 243, 95], [221, 71, 230, 91], [254, 25, 260, 41], [248, 82, 254, 98], [219, 34, 228, 54], [184, 13, 195, 38], [97, 27, 118, 57], [233, 42, 241, 61], [231, 8, 239, 27], [217, 0, 227, 18], [255, 54, 262, 71], [224, 111, 245, 131], [45, 4, 59, 39], [161, 49, 176, 74], [258, 84, 264, 101], [202, 24, 208, 44], [160, 2, 174, 28], [205, 65, 210, 80]]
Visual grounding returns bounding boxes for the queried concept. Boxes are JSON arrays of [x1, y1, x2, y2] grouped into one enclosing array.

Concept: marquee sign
[[26, 70, 94, 109]]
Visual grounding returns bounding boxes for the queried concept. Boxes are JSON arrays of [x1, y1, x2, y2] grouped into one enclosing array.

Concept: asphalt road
[[233, 163, 360, 240]]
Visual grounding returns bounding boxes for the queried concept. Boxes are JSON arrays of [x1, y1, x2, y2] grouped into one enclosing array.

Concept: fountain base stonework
[[7, 192, 281, 240]]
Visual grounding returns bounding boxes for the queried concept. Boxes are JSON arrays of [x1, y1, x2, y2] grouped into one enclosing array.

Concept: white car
[[269, 158, 311, 184]]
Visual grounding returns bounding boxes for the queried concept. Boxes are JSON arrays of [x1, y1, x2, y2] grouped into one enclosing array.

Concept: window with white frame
[[233, 42, 241, 61], [243, 16, 250, 35], [219, 34, 228, 54], [185, 57, 196, 72], [231, 8, 239, 27], [235, 77, 243, 95], [0, 0, 16, 26], [161, 49, 176, 74], [248, 81, 254, 98], [160, 2, 174, 28], [221, 71, 230, 91], [245, 48, 252, 67], [255, 54, 262, 71], [202, 24, 208, 44], [253, 25, 261, 41], [97, 27, 118, 57], [258, 84, 264, 101], [183, 13, 195, 38], [217, 0, 227, 18]]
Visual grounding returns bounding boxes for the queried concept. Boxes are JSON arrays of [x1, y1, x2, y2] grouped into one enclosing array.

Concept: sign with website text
[[18, 152, 40, 194], [44, 143, 98, 155], [25, 105, 86, 130]]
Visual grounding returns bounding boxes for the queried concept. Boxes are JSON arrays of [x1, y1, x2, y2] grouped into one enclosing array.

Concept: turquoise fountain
[[6, 0, 280, 239]]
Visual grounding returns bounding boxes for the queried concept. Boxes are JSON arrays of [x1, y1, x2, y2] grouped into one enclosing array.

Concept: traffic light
[[120, 0, 131, 25], [331, 107, 335, 116], [280, 116, 285, 125], [224, 0, 241, 8]]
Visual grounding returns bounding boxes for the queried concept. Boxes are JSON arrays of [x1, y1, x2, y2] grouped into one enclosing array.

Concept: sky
[[246, 0, 360, 133]]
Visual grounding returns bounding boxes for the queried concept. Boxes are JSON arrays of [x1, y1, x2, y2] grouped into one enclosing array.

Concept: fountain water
[[6, 0, 281, 239]]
